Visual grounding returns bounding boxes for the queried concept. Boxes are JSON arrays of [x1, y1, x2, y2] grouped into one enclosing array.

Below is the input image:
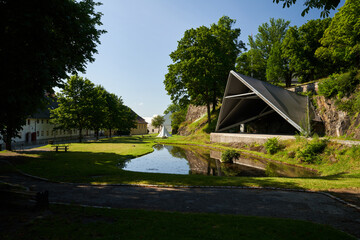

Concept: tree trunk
[[96, 129, 99, 140], [206, 102, 211, 125], [5, 133, 12, 151], [109, 128, 112, 138], [79, 128, 83, 143]]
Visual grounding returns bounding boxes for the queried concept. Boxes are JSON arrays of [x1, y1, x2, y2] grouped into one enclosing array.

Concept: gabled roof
[[216, 71, 310, 134]]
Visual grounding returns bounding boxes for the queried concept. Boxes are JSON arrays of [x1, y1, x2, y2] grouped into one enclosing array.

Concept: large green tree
[[51, 76, 98, 142], [282, 18, 332, 82], [0, 0, 105, 150], [238, 18, 290, 85], [273, 0, 341, 17], [164, 16, 244, 124], [103, 93, 135, 138], [315, 0, 360, 71]]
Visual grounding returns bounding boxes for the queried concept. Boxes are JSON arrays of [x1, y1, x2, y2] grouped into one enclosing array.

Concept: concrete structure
[[210, 133, 296, 145]]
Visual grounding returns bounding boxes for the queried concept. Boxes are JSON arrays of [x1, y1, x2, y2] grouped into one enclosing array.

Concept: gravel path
[[1, 173, 359, 238]]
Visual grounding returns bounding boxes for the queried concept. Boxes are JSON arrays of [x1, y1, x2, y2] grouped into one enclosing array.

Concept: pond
[[121, 144, 318, 177]]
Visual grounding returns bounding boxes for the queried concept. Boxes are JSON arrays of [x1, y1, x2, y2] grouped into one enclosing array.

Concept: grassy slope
[[2, 204, 355, 240]]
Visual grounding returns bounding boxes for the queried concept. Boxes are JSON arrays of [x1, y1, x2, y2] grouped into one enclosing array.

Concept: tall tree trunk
[[206, 102, 211, 125], [79, 128, 83, 143], [109, 128, 112, 138], [5, 133, 12, 151], [96, 129, 99, 140]]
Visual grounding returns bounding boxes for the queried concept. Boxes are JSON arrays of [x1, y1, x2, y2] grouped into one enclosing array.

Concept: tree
[[282, 18, 332, 82], [103, 92, 136, 137], [51, 75, 97, 142], [164, 103, 187, 134], [164, 16, 244, 124], [239, 18, 290, 85], [273, 0, 341, 18], [0, 0, 105, 150], [266, 41, 292, 86], [315, 0, 360, 71], [151, 115, 165, 129], [88, 85, 107, 140]]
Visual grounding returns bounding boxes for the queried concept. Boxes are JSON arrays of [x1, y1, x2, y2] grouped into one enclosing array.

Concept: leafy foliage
[[0, 0, 105, 150], [151, 115, 165, 129], [264, 137, 282, 155], [273, 0, 341, 18], [318, 71, 359, 99], [51, 76, 135, 142], [315, 0, 360, 71], [282, 18, 332, 82], [221, 150, 240, 163], [296, 138, 328, 163], [237, 18, 291, 86], [164, 16, 244, 124]]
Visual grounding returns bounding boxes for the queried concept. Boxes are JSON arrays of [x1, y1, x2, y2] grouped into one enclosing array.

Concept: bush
[[318, 71, 359, 99], [264, 137, 281, 155], [296, 138, 328, 163], [221, 150, 240, 163]]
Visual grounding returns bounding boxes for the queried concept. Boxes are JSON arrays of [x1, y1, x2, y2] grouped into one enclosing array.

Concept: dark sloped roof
[[30, 98, 58, 119], [216, 71, 310, 134]]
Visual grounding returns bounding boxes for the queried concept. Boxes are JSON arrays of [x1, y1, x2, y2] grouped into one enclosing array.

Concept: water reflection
[[121, 144, 318, 177]]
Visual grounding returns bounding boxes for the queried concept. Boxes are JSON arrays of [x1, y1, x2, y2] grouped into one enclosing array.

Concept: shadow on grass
[[85, 136, 156, 144]]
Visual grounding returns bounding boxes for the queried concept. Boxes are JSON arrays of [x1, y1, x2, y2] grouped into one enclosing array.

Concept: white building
[[0, 104, 94, 148]]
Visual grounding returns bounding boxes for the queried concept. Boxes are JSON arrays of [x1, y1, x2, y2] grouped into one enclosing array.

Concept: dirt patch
[[327, 188, 360, 207]]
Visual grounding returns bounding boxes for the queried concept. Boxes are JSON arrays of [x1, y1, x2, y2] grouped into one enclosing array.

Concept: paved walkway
[[1, 173, 359, 238]]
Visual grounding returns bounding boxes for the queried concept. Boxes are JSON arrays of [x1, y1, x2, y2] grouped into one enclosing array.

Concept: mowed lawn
[[2, 135, 358, 191]]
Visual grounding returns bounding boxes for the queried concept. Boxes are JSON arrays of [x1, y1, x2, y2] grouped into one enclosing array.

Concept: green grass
[[1, 135, 358, 191], [2, 204, 355, 240]]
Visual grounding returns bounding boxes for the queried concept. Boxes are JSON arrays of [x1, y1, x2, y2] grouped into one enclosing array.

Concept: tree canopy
[[51, 75, 136, 142], [0, 0, 105, 150], [315, 0, 360, 71], [164, 16, 244, 124], [151, 115, 165, 129], [282, 18, 332, 82]]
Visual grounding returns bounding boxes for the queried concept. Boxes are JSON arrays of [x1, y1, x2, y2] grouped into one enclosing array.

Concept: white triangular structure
[[157, 125, 172, 138]]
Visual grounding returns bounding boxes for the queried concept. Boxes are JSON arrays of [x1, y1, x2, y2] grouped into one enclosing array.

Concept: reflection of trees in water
[[168, 146, 187, 159], [153, 144, 164, 151]]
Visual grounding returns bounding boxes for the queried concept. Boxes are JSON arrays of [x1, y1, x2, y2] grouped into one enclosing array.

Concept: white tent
[[157, 125, 172, 138]]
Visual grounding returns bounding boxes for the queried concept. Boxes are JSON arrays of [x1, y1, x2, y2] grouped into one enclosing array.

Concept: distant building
[[0, 103, 94, 147], [130, 114, 148, 135]]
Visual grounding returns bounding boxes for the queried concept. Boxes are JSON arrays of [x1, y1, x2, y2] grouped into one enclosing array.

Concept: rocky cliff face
[[314, 96, 360, 138], [178, 104, 210, 136]]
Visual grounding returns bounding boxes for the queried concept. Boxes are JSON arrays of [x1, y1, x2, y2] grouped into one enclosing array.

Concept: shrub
[[264, 137, 281, 155], [296, 138, 328, 163], [318, 71, 359, 99], [221, 150, 240, 163]]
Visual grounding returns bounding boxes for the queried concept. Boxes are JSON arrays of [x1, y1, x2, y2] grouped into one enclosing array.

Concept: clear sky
[[83, 0, 344, 121]]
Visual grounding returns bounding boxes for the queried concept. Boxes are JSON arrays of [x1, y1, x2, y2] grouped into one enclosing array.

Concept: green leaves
[[315, 0, 360, 71], [164, 16, 244, 124]]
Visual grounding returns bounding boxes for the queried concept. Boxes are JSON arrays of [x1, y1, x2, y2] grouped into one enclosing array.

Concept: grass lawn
[[1, 204, 356, 240], [1, 135, 359, 191]]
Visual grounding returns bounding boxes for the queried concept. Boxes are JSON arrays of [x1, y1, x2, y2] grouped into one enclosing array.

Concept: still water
[[121, 144, 318, 177]]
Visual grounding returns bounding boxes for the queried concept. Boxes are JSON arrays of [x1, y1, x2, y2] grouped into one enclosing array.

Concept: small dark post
[[35, 190, 49, 209]]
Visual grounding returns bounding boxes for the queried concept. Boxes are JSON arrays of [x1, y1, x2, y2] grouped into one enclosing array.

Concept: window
[[46, 131, 49, 136], [37, 131, 39, 137], [47, 120, 49, 124], [41, 131, 44, 136], [37, 119, 39, 124], [27, 119, 30, 125], [41, 119, 43, 124]]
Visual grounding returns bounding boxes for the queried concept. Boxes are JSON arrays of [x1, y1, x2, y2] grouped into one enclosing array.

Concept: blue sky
[[83, 0, 344, 120]]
